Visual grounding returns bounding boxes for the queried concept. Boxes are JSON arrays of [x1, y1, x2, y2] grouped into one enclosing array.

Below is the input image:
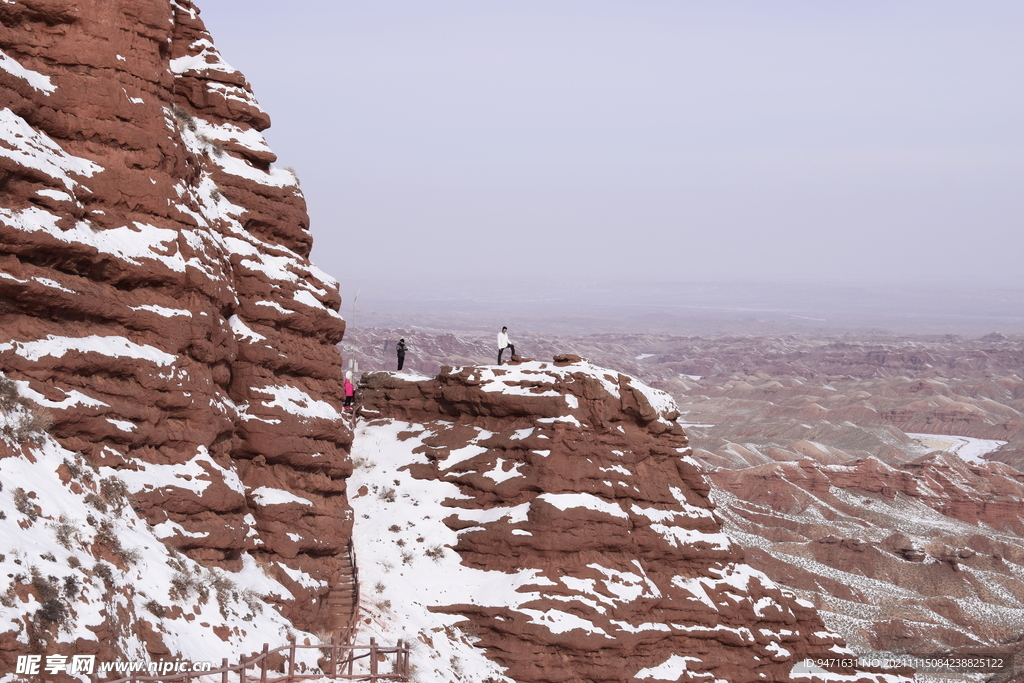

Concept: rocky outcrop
[[351, 360, 907, 683], [1, 0, 350, 654]]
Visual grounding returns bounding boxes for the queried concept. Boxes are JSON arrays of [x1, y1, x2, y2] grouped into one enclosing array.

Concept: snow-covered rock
[[1, 0, 351, 663]]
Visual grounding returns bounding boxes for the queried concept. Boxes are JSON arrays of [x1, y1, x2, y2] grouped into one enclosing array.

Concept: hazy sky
[[197, 1, 1023, 294]]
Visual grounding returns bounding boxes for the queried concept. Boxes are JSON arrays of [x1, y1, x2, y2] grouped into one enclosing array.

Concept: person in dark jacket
[[396, 338, 407, 371]]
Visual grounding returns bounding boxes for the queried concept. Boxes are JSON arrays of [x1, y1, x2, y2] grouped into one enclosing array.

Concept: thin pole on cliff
[[330, 633, 337, 676], [352, 288, 359, 331]]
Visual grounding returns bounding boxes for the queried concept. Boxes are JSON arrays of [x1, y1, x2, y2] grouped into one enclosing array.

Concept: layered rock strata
[[1, 0, 350, 640], [351, 360, 908, 683], [710, 454, 1024, 658]]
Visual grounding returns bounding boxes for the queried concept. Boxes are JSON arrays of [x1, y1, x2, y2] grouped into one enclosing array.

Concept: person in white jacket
[[497, 326, 516, 365]]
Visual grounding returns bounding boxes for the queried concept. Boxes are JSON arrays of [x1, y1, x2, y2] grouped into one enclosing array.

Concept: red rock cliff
[[1, 0, 350, 633]]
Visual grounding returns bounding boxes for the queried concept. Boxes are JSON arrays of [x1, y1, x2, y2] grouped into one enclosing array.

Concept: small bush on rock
[[92, 562, 113, 584], [171, 105, 197, 132], [15, 409, 53, 441], [13, 488, 38, 522], [36, 599, 67, 627], [63, 457, 95, 485], [84, 492, 107, 513], [118, 547, 141, 565], [0, 377, 27, 410], [145, 600, 166, 618], [52, 517, 78, 549], [99, 477, 129, 513]]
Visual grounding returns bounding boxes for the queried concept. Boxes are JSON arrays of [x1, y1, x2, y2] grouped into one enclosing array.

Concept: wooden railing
[[90, 637, 410, 683], [339, 541, 361, 646]]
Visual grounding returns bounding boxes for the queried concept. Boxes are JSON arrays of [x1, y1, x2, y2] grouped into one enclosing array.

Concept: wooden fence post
[[287, 637, 296, 681], [396, 640, 404, 680], [260, 643, 269, 683], [240, 653, 247, 683], [221, 657, 229, 683], [330, 633, 337, 676], [370, 637, 377, 680]]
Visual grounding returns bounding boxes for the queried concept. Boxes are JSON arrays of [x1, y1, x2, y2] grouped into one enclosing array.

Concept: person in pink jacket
[[343, 371, 355, 412]]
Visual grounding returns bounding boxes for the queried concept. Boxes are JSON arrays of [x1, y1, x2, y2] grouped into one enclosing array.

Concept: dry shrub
[[0, 377, 27, 410], [171, 104, 197, 131], [0, 379, 53, 442], [13, 488, 38, 522], [145, 600, 166, 618], [52, 516, 78, 549], [99, 477, 128, 513], [92, 562, 113, 584], [63, 457, 94, 485]]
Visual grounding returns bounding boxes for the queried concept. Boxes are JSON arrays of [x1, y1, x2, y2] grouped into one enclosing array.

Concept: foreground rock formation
[[351, 360, 908, 683], [1, 0, 351, 664], [0, 391, 331, 673]]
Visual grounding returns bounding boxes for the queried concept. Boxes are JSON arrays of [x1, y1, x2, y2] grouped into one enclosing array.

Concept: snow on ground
[[348, 418, 526, 683], [906, 433, 1007, 464]]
